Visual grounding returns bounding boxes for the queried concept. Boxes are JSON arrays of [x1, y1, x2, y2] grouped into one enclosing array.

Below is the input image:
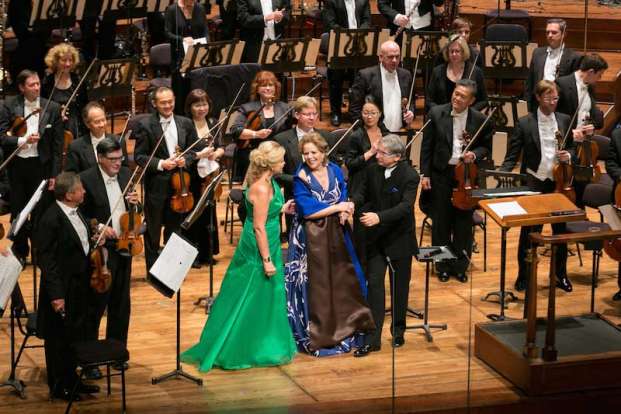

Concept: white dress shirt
[[57, 200, 90, 255], [99, 167, 127, 235], [296, 126, 313, 141], [528, 109, 559, 181], [395, 0, 431, 30], [17, 98, 40, 158], [449, 109, 468, 165], [384, 164, 397, 179], [158, 115, 179, 171], [260, 0, 276, 40], [344, 0, 357, 29], [575, 72, 592, 128], [543, 45, 563, 81], [90, 133, 106, 162], [380, 64, 402, 132]]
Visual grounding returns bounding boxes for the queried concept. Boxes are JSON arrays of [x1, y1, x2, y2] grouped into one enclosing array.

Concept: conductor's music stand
[[406, 246, 452, 342]]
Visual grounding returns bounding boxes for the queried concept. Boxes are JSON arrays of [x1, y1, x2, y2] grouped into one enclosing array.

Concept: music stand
[[407, 246, 452, 342], [479, 40, 534, 94], [486, 94, 521, 134], [180, 39, 245, 74], [402, 30, 449, 85], [29, 0, 85, 36], [181, 170, 225, 313], [327, 28, 389, 70]]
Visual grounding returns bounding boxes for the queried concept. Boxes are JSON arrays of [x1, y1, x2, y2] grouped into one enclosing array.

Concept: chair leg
[[483, 218, 487, 273], [107, 363, 111, 396], [65, 369, 84, 414], [121, 365, 127, 414], [13, 334, 30, 372], [576, 243, 583, 267], [229, 200, 234, 244], [224, 196, 230, 234]]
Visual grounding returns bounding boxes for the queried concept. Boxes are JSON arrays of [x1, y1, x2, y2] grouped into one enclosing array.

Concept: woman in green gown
[[181, 141, 297, 371]]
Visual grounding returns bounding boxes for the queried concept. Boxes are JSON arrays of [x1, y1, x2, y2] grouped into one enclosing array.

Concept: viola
[[552, 130, 577, 203], [575, 116, 602, 183], [117, 167, 144, 257], [170, 146, 195, 213], [452, 131, 480, 210], [89, 219, 112, 294], [604, 182, 621, 261]]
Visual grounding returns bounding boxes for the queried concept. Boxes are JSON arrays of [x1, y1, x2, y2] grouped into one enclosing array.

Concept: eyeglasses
[[362, 111, 379, 117], [542, 97, 559, 103], [298, 112, 318, 118], [104, 156, 125, 163], [377, 150, 395, 157]]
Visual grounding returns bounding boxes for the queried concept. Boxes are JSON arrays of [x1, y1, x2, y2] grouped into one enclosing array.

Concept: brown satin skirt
[[304, 215, 375, 351]]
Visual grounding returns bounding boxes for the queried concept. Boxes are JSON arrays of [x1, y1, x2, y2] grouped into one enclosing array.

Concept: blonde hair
[[293, 96, 318, 113], [442, 35, 470, 62], [44, 43, 80, 72], [244, 141, 286, 186], [299, 132, 329, 166]]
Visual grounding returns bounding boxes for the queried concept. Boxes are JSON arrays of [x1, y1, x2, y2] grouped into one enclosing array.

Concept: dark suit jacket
[[525, 47, 580, 112], [229, 100, 291, 141], [425, 62, 488, 112], [377, 0, 443, 33], [500, 111, 574, 174], [606, 129, 621, 183], [322, 0, 371, 30], [36, 202, 92, 340], [165, 3, 210, 71], [344, 124, 390, 187], [0, 148, 9, 198], [0, 95, 64, 177], [65, 133, 129, 173], [134, 113, 198, 204], [237, 0, 290, 63], [421, 103, 493, 177], [79, 165, 131, 227], [349, 65, 413, 127], [351, 160, 419, 259], [556, 73, 604, 129]]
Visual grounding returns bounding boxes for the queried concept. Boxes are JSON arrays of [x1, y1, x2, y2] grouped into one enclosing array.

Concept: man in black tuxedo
[[349, 40, 414, 132], [420, 79, 492, 282], [36, 172, 100, 400], [322, 0, 372, 126], [134, 87, 198, 271], [216, 0, 238, 40], [501, 80, 581, 293], [525, 18, 581, 113], [0, 148, 9, 201], [351, 134, 419, 356], [378, 0, 443, 35], [0, 70, 64, 261], [237, 0, 290, 63], [65, 101, 129, 173], [79, 138, 139, 372]]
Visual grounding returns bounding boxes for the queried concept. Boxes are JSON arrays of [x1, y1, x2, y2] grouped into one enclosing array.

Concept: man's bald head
[[379, 40, 401, 72]]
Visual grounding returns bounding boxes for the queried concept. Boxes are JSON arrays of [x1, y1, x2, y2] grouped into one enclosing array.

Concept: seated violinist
[[500, 80, 585, 293], [229, 71, 290, 181], [420, 79, 492, 283], [79, 138, 140, 374]]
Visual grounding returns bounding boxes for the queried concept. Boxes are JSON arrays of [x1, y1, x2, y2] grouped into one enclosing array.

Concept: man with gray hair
[[351, 134, 420, 356]]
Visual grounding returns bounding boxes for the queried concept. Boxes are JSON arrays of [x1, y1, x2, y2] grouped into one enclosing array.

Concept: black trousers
[[516, 175, 568, 281], [88, 249, 132, 345], [430, 169, 473, 274], [327, 68, 354, 115], [144, 197, 185, 271], [364, 252, 412, 348], [44, 308, 83, 393]]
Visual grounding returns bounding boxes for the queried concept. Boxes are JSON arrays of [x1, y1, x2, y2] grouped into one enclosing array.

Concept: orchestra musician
[[36, 172, 100, 401], [230, 71, 290, 181], [378, 0, 444, 35], [420, 79, 492, 283], [321, 0, 372, 126], [351, 134, 419, 356], [65, 101, 130, 173], [215, 0, 239, 40], [237, 0, 290, 63], [525, 19, 581, 113], [349, 40, 414, 132], [433, 17, 481, 68], [604, 129, 621, 301], [134, 86, 199, 271], [79, 138, 139, 373], [500, 80, 579, 293], [0, 70, 64, 263]]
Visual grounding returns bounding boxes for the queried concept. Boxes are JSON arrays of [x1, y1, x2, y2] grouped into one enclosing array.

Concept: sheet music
[[488, 201, 527, 218], [149, 232, 198, 295], [184, 37, 208, 54], [0, 251, 23, 311], [11, 180, 48, 237], [197, 158, 219, 178]]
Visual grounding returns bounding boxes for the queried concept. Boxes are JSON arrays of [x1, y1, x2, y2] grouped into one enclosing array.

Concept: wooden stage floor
[[2, 185, 621, 413]]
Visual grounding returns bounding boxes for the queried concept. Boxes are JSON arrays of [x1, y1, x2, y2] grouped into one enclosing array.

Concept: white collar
[[160, 114, 174, 123], [575, 71, 588, 89], [25, 97, 39, 107], [98, 166, 117, 182], [90, 133, 106, 142], [451, 108, 468, 118], [546, 44, 563, 55], [380, 64, 397, 78], [296, 126, 313, 138], [57, 200, 79, 216], [537, 108, 555, 122]]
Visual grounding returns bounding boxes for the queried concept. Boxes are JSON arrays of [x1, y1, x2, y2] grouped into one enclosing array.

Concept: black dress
[[41, 73, 88, 141]]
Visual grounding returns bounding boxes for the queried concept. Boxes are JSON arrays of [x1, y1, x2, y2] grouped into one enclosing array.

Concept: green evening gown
[[181, 180, 297, 371]]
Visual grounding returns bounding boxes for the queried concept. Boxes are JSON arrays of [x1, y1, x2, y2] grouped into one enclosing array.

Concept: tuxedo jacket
[[421, 103, 492, 177], [133, 113, 198, 203], [65, 133, 129, 173], [36, 202, 92, 340], [322, 0, 371, 30], [0, 148, 9, 197], [525, 47, 580, 112], [425, 62, 488, 112], [349, 65, 413, 126], [351, 160, 420, 259], [500, 111, 574, 174], [556, 73, 604, 129], [0, 95, 64, 177], [164, 3, 210, 71], [606, 129, 621, 184], [237, 0, 290, 62], [79, 165, 131, 226], [377, 0, 443, 32]]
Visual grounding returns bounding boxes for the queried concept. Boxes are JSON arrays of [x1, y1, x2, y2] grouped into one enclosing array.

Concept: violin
[[61, 129, 73, 171], [452, 131, 480, 210], [9, 109, 41, 137], [170, 146, 194, 213], [604, 182, 621, 261], [89, 219, 112, 294], [552, 130, 577, 203], [240, 99, 272, 149], [575, 115, 602, 183], [117, 167, 144, 257]]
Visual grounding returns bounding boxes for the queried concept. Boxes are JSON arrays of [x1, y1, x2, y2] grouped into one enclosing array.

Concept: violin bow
[[60, 58, 98, 119], [405, 119, 432, 150], [266, 82, 322, 130], [560, 92, 588, 150], [460, 107, 497, 156], [211, 81, 247, 142], [404, 42, 421, 119], [326, 119, 360, 157]]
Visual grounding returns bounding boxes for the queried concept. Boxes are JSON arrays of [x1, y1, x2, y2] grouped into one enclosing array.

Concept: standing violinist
[[500, 80, 579, 293], [0, 70, 64, 263], [378, 0, 444, 36], [134, 86, 199, 271], [420, 79, 492, 283], [79, 138, 139, 374], [230, 71, 290, 181], [65, 101, 129, 173]]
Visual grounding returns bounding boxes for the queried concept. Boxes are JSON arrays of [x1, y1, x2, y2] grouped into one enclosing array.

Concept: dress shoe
[[84, 367, 102, 380], [330, 113, 341, 127], [191, 260, 202, 269], [76, 382, 100, 394], [556, 275, 573, 292], [514, 277, 527, 292], [456, 273, 468, 283], [613, 290, 621, 301], [112, 361, 129, 371], [51, 388, 81, 402], [392, 335, 405, 348], [353, 344, 380, 357], [438, 272, 450, 282]]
